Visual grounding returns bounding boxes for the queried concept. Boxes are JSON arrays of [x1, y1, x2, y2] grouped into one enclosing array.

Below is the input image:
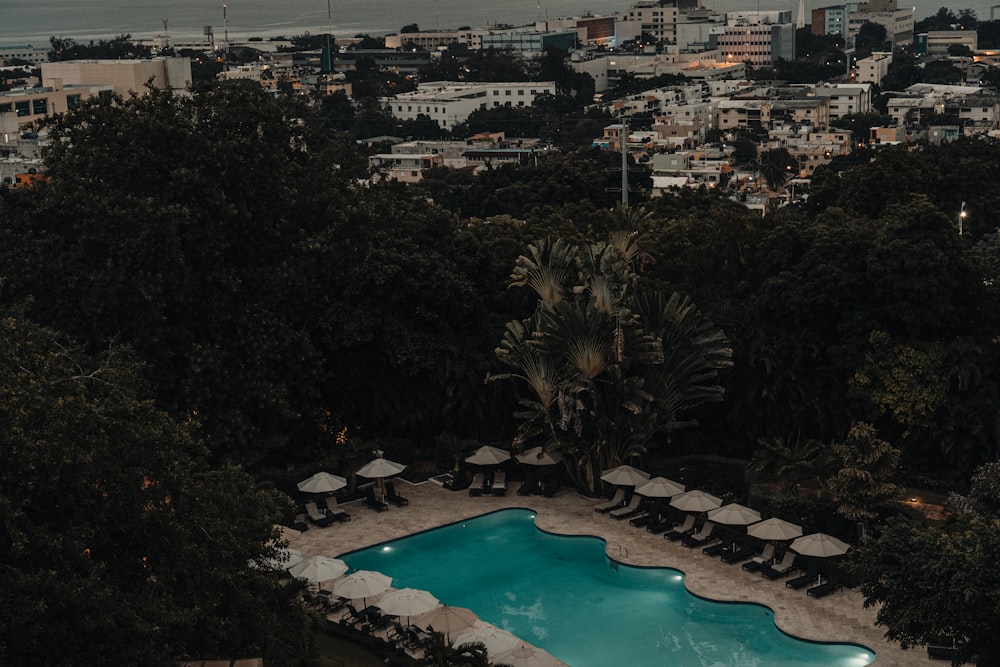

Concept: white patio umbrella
[[493, 641, 567, 667], [599, 464, 650, 487], [707, 502, 762, 527], [634, 476, 685, 498], [332, 570, 393, 607], [747, 517, 804, 542], [297, 471, 348, 494], [516, 446, 563, 466], [356, 452, 407, 499], [287, 555, 348, 584], [790, 532, 851, 558], [464, 445, 511, 467], [452, 623, 521, 655], [376, 587, 440, 625], [415, 605, 478, 641], [669, 489, 722, 513]]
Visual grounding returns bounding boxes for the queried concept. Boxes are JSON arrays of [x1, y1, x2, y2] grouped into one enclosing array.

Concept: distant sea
[[2, 0, 998, 48]]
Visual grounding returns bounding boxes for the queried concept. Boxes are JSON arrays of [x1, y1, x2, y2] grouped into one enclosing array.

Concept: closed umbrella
[[492, 641, 567, 667], [287, 555, 348, 584], [634, 476, 685, 498], [465, 445, 511, 467], [452, 623, 521, 655], [600, 465, 650, 487], [297, 471, 347, 494], [707, 502, 762, 527], [669, 489, 722, 513], [416, 605, 478, 641], [376, 587, 439, 625], [332, 570, 393, 608], [747, 518, 803, 542], [516, 446, 563, 466]]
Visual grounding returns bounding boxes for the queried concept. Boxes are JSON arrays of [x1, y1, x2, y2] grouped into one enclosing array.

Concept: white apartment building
[[0, 45, 48, 65], [714, 11, 795, 66], [809, 82, 873, 119], [380, 82, 557, 130], [0, 79, 113, 129], [384, 29, 488, 51], [856, 51, 892, 84]]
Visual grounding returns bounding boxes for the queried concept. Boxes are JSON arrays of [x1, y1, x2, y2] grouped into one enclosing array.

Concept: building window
[[67, 94, 82, 109], [505, 90, 511, 96], [0, 103, 11, 112], [518, 90, 524, 95], [32, 98, 47, 115], [15, 101, 29, 117]]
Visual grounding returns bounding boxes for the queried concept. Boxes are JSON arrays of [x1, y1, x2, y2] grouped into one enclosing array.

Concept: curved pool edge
[[289, 482, 933, 665]]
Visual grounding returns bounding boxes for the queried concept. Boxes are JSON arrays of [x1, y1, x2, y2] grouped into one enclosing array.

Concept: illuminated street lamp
[[959, 201, 967, 236]]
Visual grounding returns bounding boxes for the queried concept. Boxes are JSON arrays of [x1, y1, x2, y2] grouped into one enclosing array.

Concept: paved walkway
[[289, 480, 936, 666]]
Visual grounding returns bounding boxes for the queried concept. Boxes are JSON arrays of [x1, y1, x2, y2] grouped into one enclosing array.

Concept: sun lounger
[[682, 521, 719, 548], [786, 566, 819, 590], [468, 472, 486, 497], [720, 541, 755, 564], [806, 571, 844, 598], [364, 487, 389, 512], [630, 507, 664, 528], [323, 496, 351, 521], [492, 470, 507, 496], [703, 533, 736, 557], [594, 489, 626, 513], [646, 514, 675, 534], [609, 495, 643, 520], [305, 501, 336, 527], [741, 543, 775, 572], [664, 514, 697, 541], [761, 552, 797, 580], [385, 481, 409, 506]]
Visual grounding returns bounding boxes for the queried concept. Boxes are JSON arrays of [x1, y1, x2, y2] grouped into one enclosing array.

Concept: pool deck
[[289, 480, 936, 666]]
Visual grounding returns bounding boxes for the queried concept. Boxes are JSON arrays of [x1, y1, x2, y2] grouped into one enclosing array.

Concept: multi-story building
[[479, 30, 577, 57], [856, 51, 892, 84], [0, 79, 113, 129], [808, 82, 873, 119], [39, 57, 192, 96], [846, 0, 914, 45], [713, 11, 795, 66], [0, 45, 48, 65], [915, 30, 979, 57], [384, 29, 488, 51], [380, 81, 557, 130]]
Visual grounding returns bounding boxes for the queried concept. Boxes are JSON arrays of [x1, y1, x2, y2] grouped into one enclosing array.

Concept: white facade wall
[[381, 82, 557, 129]]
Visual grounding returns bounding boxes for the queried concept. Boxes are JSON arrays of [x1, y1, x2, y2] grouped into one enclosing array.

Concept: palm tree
[[828, 422, 903, 538], [491, 234, 732, 494], [418, 634, 511, 667]]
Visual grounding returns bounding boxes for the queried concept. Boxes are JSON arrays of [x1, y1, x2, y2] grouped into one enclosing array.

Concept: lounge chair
[[468, 472, 486, 497], [491, 470, 507, 496], [304, 501, 336, 527], [682, 521, 719, 548], [594, 489, 626, 513], [720, 540, 756, 564], [646, 513, 677, 534], [702, 533, 736, 557], [664, 514, 697, 541], [741, 543, 775, 572], [806, 571, 844, 598], [630, 505, 666, 528], [517, 468, 539, 496], [364, 487, 389, 512], [609, 495, 643, 520], [786, 566, 819, 590], [540, 475, 561, 497], [761, 551, 797, 580], [293, 513, 309, 532], [385, 481, 409, 507], [323, 496, 351, 521]]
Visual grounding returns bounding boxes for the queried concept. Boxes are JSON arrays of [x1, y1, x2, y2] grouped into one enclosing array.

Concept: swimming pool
[[340, 508, 875, 667]]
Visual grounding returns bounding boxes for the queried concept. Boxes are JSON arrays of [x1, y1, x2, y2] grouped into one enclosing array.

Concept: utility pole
[[621, 117, 629, 207]]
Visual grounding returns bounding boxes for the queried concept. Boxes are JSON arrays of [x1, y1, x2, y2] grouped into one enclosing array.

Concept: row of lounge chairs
[[469, 471, 507, 497], [305, 498, 351, 527], [363, 482, 410, 511], [338, 601, 436, 654], [603, 496, 846, 599]]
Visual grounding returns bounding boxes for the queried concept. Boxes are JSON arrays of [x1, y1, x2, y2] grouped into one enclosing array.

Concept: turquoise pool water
[[340, 508, 875, 667]]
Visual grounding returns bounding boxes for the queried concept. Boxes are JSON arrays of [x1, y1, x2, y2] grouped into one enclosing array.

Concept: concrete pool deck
[[289, 480, 937, 666]]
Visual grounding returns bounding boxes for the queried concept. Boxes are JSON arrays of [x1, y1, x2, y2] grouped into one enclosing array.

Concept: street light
[[959, 201, 967, 236]]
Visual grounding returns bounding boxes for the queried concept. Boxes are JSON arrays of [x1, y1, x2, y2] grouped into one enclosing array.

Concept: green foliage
[[492, 237, 733, 494], [850, 514, 1000, 665], [652, 455, 750, 502], [828, 422, 903, 524], [0, 310, 316, 666], [48, 34, 150, 61]]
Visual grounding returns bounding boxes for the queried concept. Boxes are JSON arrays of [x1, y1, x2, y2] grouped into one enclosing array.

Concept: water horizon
[[2, 0, 997, 49]]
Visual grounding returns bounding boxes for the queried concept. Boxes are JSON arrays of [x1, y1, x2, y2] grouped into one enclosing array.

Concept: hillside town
[[2, 0, 997, 213]]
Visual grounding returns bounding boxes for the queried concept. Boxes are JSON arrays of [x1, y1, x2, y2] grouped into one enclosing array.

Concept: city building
[[380, 81, 556, 130], [713, 11, 795, 66], [856, 51, 892, 84], [0, 79, 113, 129], [39, 57, 192, 95], [0, 45, 48, 65]]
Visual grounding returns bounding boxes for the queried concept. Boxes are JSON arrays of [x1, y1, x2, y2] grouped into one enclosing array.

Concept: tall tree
[[0, 310, 316, 666]]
